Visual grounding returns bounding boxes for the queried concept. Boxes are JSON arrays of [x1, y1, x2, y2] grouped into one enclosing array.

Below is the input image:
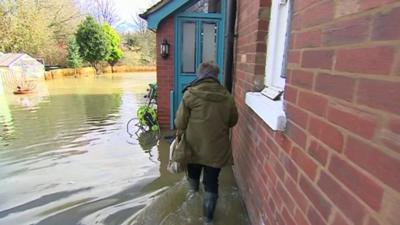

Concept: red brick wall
[[156, 16, 174, 129], [232, 1, 400, 225]]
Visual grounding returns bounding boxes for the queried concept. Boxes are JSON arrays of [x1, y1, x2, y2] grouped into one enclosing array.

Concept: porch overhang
[[139, 0, 191, 30]]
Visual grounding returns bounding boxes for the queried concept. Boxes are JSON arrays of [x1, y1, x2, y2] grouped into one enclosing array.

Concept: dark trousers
[[187, 163, 221, 194]]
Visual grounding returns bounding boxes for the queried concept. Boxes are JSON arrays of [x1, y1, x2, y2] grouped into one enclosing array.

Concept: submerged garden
[[0, 1, 250, 225]]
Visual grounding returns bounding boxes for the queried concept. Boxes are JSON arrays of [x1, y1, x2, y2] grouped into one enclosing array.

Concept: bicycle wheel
[[126, 118, 144, 137]]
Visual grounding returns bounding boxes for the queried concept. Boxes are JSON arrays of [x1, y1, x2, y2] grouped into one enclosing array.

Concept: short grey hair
[[197, 61, 219, 78]]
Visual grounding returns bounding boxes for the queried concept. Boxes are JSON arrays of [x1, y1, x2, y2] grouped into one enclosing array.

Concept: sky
[[79, 0, 159, 32], [114, 0, 158, 22], [114, 0, 158, 32]]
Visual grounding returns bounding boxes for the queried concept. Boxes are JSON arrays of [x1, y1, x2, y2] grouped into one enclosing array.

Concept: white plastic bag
[[167, 135, 188, 174]]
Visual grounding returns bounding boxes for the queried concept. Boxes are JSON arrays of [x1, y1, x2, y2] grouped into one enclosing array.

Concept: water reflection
[[0, 73, 249, 225], [0, 95, 14, 143], [0, 93, 122, 164], [135, 131, 159, 162]]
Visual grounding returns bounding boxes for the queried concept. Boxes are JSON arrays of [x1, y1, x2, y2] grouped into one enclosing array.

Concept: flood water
[[0, 73, 249, 225]]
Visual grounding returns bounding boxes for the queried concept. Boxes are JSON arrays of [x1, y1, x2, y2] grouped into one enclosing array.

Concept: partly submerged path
[[125, 135, 250, 225]]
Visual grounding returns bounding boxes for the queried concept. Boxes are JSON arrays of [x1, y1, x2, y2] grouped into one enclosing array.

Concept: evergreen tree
[[75, 16, 110, 73], [103, 23, 123, 72], [66, 37, 82, 74]]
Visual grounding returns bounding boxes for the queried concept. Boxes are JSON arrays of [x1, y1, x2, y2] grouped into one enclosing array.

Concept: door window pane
[[202, 23, 217, 63], [185, 0, 221, 13], [182, 22, 196, 73]]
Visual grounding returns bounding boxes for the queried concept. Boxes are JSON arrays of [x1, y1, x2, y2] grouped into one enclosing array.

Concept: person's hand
[[176, 129, 183, 140]]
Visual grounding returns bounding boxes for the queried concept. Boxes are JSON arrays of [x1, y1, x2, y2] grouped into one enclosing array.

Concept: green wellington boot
[[203, 192, 218, 224]]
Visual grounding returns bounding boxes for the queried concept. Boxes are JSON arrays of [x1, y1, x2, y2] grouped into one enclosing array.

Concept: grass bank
[[44, 65, 156, 80]]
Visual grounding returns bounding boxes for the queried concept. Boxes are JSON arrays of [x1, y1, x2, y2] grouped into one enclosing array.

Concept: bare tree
[[40, 0, 83, 41], [0, 0, 86, 66], [131, 14, 147, 34], [88, 0, 120, 26]]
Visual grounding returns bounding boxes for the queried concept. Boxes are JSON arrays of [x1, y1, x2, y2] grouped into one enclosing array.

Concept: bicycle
[[126, 83, 160, 138]]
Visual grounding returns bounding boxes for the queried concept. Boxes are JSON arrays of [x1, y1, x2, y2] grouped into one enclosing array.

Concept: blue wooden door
[[174, 16, 224, 118]]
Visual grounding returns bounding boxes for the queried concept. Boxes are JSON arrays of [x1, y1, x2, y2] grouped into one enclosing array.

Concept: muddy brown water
[[0, 72, 250, 225]]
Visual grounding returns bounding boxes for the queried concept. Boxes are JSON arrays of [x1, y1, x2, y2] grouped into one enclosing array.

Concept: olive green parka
[[174, 78, 238, 168]]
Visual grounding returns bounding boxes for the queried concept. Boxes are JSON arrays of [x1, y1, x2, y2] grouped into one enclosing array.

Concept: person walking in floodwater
[[175, 62, 238, 225]]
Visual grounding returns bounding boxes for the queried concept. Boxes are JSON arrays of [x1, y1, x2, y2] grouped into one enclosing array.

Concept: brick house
[[141, 0, 400, 225]]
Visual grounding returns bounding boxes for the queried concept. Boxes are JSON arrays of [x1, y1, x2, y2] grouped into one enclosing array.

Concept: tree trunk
[[110, 63, 115, 73], [92, 62, 102, 75]]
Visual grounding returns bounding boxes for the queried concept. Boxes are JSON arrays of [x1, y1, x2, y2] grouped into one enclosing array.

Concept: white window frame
[[265, 0, 291, 90], [245, 0, 292, 131]]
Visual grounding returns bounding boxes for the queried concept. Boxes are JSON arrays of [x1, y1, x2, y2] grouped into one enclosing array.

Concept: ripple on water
[[0, 73, 250, 225]]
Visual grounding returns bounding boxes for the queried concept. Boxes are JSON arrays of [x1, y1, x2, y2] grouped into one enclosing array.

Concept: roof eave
[[140, 0, 169, 19], [140, 0, 191, 30]]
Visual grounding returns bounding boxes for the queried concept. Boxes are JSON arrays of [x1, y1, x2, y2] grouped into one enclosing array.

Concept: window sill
[[245, 92, 286, 131]]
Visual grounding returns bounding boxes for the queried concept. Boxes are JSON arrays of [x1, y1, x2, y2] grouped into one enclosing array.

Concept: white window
[[245, 0, 292, 131], [265, 0, 291, 90]]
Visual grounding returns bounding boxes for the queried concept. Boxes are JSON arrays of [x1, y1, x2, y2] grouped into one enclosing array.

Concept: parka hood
[[188, 78, 229, 102]]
